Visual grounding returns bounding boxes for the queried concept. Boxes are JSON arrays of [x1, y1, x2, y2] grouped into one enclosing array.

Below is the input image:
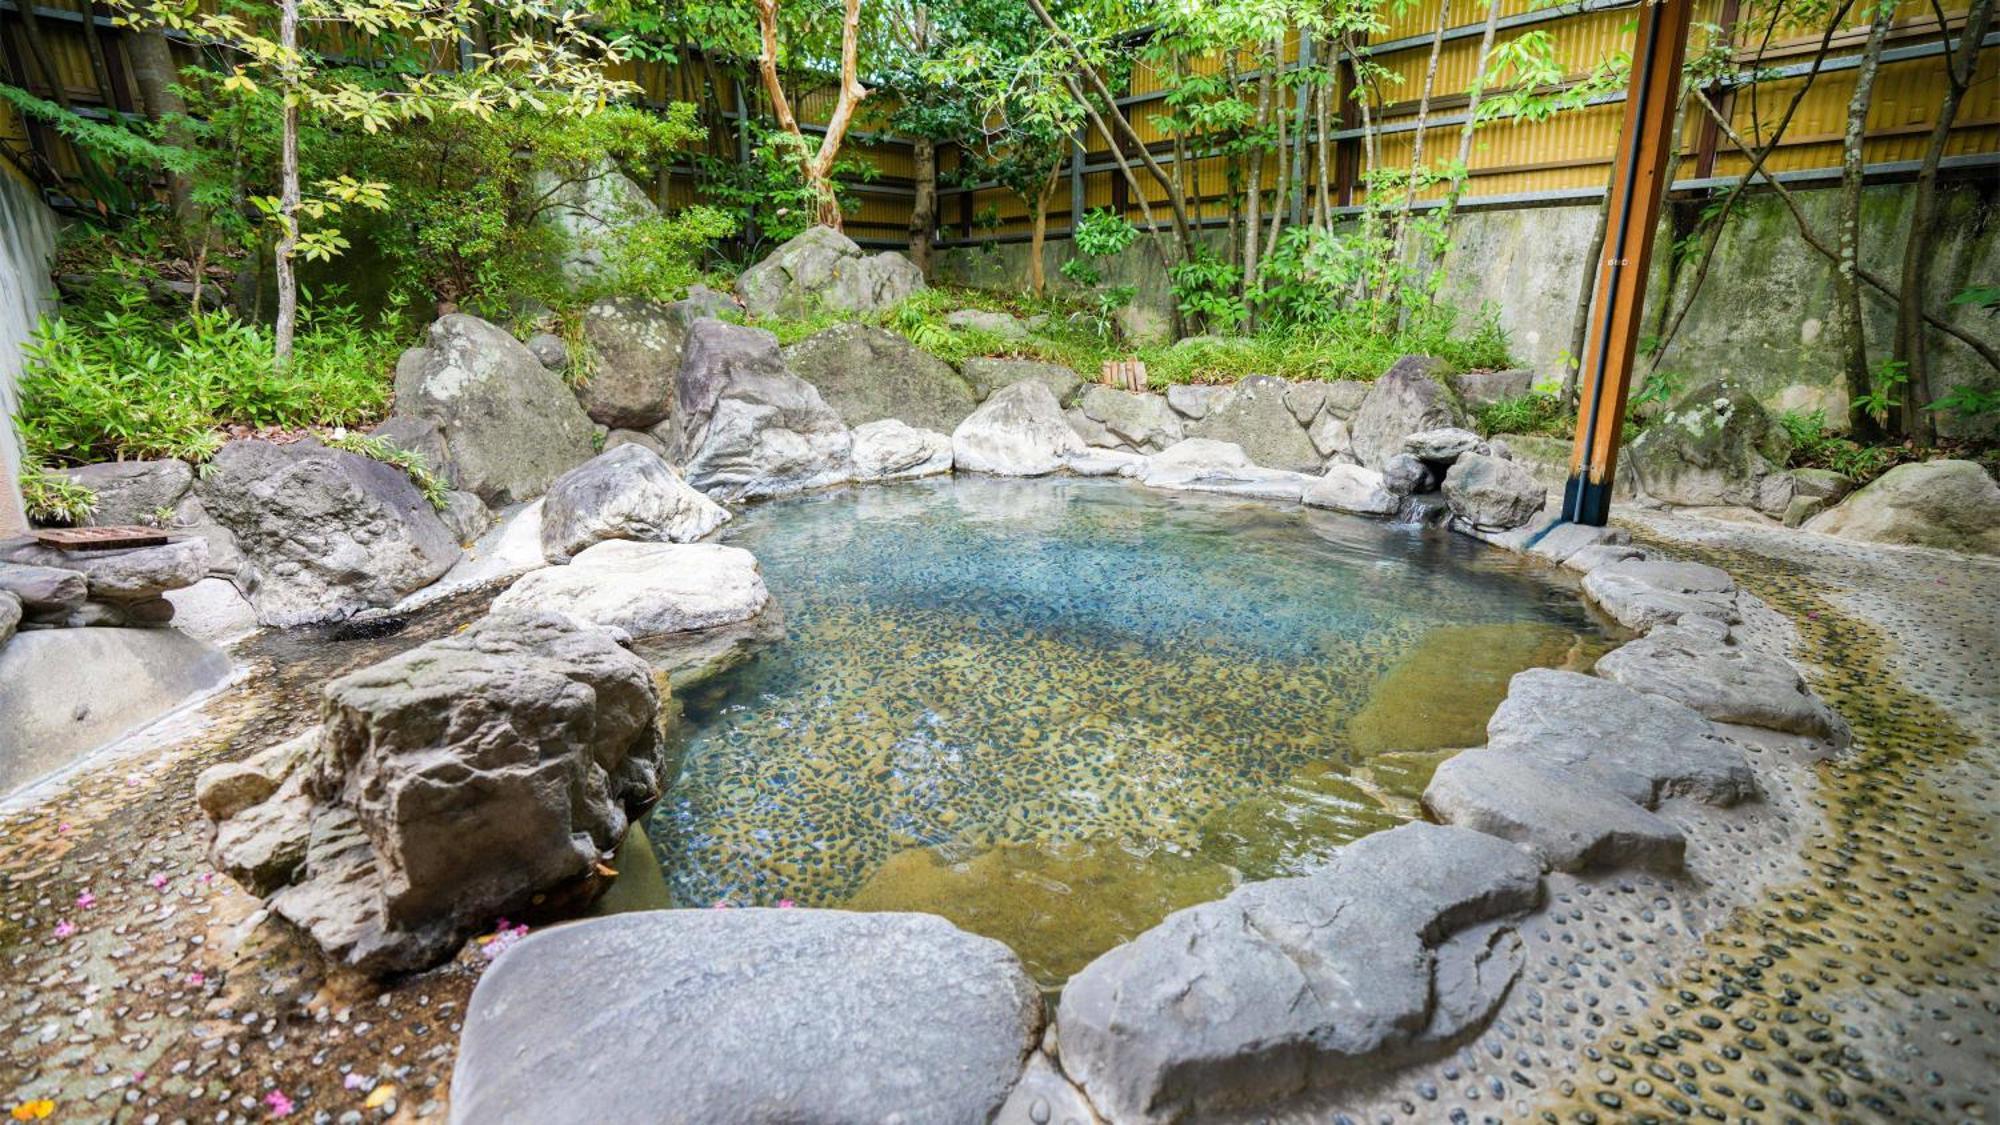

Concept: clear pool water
[[646, 476, 1616, 983]]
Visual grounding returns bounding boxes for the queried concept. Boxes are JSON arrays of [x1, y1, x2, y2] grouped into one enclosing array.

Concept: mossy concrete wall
[[1640, 180, 1998, 437], [934, 180, 1999, 435], [0, 162, 60, 533]]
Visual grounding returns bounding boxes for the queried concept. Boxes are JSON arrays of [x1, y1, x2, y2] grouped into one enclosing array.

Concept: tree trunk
[[273, 0, 301, 364], [909, 135, 936, 277], [1313, 52, 1332, 231], [1395, 0, 1451, 258], [1026, 0, 1196, 265], [1066, 74, 1183, 337], [1563, 175, 1615, 408], [127, 28, 196, 230], [1895, 0, 1993, 442], [1443, 0, 1504, 220], [1242, 49, 1274, 317], [1028, 157, 1062, 297], [1263, 56, 1293, 267], [755, 0, 869, 231], [1834, 3, 1892, 437]]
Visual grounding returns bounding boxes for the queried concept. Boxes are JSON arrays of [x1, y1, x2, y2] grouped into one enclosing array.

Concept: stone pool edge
[[445, 448, 1849, 1125]]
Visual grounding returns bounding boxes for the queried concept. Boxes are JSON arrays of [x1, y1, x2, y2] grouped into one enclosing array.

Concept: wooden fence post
[[1562, 0, 1695, 527]]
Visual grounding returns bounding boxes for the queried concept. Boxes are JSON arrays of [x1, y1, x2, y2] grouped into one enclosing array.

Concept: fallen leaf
[[364, 1085, 395, 1110]]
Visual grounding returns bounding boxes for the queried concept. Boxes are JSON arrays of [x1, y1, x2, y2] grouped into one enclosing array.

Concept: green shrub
[[1777, 409, 1904, 482], [1477, 391, 1572, 437], [16, 292, 399, 465], [603, 207, 739, 304], [19, 463, 97, 525], [322, 430, 450, 510]]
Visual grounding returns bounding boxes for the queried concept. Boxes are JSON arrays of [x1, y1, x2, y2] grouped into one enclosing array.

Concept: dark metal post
[[1562, 0, 1693, 526]]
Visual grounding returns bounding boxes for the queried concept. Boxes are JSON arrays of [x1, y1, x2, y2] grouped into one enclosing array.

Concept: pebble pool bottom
[[647, 475, 1618, 984]]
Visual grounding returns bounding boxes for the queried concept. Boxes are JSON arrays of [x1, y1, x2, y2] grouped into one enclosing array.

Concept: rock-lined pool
[[647, 476, 1617, 984]]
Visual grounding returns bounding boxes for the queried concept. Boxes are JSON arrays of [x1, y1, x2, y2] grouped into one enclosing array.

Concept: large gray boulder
[[946, 308, 1030, 339], [782, 322, 977, 433], [1302, 463, 1398, 516], [450, 909, 1042, 1125], [577, 297, 692, 430], [1485, 668, 1757, 808], [394, 314, 597, 505], [495, 540, 769, 639], [1595, 617, 1849, 745], [962, 357, 1083, 405], [535, 162, 658, 284], [1804, 459, 2000, 556], [735, 225, 924, 318], [196, 440, 461, 626], [850, 419, 953, 482], [1627, 380, 1793, 515], [58, 458, 241, 577], [1581, 557, 1739, 631], [205, 613, 666, 975], [1350, 356, 1467, 469], [0, 628, 232, 791], [1307, 413, 1355, 462], [1455, 368, 1535, 408], [1165, 383, 1228, 420], [671, 320, 853, 500], [1057, 823, 1541, 1123], [539, 444, 731, 563], [1403, 426, 1487, 462], [1443, 451, 1547, 530], [56, 458, 191, 524], [951, 380, 1085, 477], [1139, 438, 1314, 502], [369, 416, 455, 487], [1075, 386, 1184, 453], [1188, 375, 1322, 472], [0, 590, 15, 646], [492, 540, 778, 689], [0, 560, 87, 623]]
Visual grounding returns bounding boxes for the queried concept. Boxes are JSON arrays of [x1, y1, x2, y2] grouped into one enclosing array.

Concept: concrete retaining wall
[[0, 163, 60, 533], [935, 180, 2000, 437]]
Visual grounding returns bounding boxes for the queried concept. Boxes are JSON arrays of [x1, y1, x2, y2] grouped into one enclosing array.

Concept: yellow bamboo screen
[[2, 0, 1994, 245]]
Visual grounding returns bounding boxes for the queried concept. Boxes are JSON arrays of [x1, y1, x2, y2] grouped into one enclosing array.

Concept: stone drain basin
[[647, 475, 1617, 985]]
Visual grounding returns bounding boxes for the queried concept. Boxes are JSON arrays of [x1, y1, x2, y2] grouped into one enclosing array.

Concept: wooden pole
[[1562, 0, 1693, 527]]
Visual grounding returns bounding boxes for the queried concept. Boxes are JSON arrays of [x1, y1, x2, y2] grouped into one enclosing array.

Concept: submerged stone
[[845, 839, 1235, 987], [1347, 622, 1585, 756]]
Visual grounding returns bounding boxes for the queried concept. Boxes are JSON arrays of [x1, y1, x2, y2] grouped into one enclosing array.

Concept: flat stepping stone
[[450, 909, 1042, 1125], [1582, 558, 1739, 631], [1595, 618, 1850, 746], [1423, 748, 1686, 874], [1487, 668, 1758, 807], [1055, 823, 1540, 1123]]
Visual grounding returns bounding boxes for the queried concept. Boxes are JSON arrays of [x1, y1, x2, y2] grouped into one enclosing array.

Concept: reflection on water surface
[[649, 476, 1614, 983]]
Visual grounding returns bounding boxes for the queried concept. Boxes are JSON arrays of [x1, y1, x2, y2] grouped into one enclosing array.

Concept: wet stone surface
[[648, 476, 1612, 983], [1242, 513, 2000, 1124], [0, 592, 499, 1123]]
